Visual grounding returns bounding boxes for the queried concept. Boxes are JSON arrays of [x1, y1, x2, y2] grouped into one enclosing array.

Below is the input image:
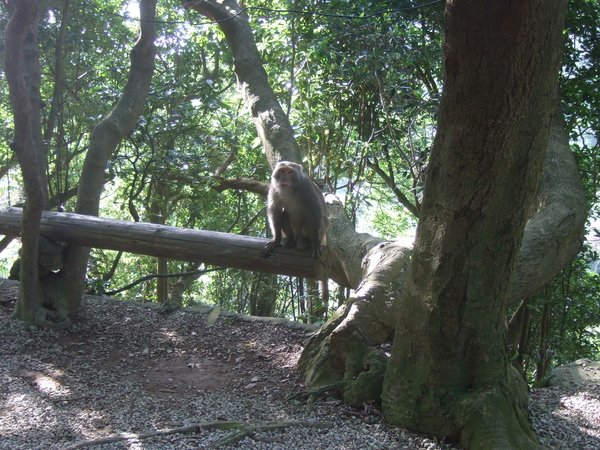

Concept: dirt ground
[[0, 279, 598, 449], [0, 281, 307, 402], [0, 279, 450, 449]]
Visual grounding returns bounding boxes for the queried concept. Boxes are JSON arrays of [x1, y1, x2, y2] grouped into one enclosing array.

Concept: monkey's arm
[[265, 196, 283, 256], [264, 235, 280, 256]]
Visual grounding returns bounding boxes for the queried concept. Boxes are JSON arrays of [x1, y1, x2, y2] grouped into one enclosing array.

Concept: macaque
[[265, 161, 328, 258]]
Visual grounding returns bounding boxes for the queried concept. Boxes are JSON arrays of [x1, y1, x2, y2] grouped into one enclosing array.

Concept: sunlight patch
[[18, 369, 70, 397]]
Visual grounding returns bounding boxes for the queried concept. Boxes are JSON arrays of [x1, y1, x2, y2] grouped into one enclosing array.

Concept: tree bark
[[182, 2, 584, 447], [23, 0, 48, 206], [185, 0, 303, 167], [382, 2, 568, 448], [0, 207, 341, 284], [3, 0, 46, 324], [507, 109, 586, 301], [37, 0, 157, 320], [184, 0, 383, 293]]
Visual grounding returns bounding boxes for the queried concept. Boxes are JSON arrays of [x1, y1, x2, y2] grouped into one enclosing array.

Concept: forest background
[[0, 0, 598, 387]]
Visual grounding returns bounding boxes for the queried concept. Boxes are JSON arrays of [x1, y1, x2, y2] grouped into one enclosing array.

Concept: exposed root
[[62, 421, 244, 449], [211, 420, 330, 448], [62, 420, 330, 449], [285, 380, 347, 414], [28, 306, 72, 330]]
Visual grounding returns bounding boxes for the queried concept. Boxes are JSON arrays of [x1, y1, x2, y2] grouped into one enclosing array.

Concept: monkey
[[264, 161, 328, 258]]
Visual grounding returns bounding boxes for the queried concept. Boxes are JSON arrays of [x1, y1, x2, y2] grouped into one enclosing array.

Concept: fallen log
[[0, 207, 331, 282]]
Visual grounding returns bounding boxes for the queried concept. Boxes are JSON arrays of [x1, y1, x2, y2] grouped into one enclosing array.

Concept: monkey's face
[[273, 163, 301, 189]]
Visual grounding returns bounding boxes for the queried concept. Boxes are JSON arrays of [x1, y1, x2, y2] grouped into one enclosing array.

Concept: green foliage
[[562, 0, 600, 218], [248, 0, 443, 222], [370, 205, 414, 239], [521, 253, 600, 382], [1, 0, 598, 354], [69, 0, 444, 311]]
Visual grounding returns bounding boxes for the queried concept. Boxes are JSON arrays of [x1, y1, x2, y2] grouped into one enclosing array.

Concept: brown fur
[[265, 161, 328, 258]]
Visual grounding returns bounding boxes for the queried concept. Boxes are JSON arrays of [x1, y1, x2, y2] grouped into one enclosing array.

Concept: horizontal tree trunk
[[0, 207, 341, 284]]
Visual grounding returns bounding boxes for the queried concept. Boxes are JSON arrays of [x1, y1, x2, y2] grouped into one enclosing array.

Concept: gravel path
[[0, 280, 598, 449]]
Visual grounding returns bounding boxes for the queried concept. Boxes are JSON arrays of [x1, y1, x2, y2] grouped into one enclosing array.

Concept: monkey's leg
[[282, 236, 297, 248], [298, 230, 322, 258]]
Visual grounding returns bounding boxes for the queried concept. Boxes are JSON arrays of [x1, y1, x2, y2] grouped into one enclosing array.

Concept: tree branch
[[212, 176, 268, 195], [184, 0, 302, 166], [366, 157, 419, 217]]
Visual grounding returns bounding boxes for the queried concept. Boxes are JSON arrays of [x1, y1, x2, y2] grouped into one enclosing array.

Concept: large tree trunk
[[382, 2, 568, 448], [36, 0, 157, 321], [180, 5, 586, 428], [297, 104, 586, 401]]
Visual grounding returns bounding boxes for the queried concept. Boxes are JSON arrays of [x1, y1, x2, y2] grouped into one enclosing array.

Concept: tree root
[[29, 306, 72, 330], [62, 419, 330, 449], [211, 420, 330, 448], [285, 380, 347, 414]]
